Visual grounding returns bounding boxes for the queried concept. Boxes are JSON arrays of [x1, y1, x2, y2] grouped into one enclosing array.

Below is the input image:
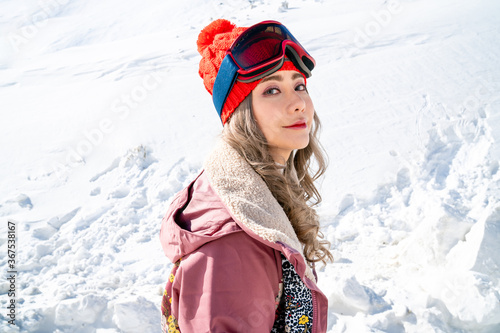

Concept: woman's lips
[[284, 121, 307, 129]]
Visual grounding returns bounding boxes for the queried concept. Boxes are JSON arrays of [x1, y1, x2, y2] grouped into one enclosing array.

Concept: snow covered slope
[[1, 0, 499, 332]]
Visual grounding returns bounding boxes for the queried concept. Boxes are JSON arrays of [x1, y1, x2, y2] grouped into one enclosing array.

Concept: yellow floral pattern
[[161, 258, 182, 333], [167, 315, 180, 333]]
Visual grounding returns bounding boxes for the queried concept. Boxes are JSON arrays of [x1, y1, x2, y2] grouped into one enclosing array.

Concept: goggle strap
[[213, 55, 239, 120]]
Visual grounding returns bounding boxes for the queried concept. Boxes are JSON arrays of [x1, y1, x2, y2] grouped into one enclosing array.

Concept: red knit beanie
[[197, 19, 305, 125]]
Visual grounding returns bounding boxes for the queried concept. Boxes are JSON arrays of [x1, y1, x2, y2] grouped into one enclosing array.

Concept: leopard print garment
[[271, 254, 314, 332]]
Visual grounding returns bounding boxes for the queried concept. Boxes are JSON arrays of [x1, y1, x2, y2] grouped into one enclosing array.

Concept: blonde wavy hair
[[223, 93, 333, 266]]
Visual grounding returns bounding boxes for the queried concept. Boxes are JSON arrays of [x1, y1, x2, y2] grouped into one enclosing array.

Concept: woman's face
[[251, 70, 315, 164]]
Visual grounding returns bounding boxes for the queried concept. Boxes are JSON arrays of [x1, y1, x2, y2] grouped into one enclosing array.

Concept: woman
[[160, 19, 332, 333]]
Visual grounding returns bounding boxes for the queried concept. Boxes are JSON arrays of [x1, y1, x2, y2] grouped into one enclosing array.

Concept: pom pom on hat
[[197, 19, 246, 96], [197, 19, 236, 54]]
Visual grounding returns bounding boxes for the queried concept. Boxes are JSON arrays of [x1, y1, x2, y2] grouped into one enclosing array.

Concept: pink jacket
[[160, 140, 328, 332]]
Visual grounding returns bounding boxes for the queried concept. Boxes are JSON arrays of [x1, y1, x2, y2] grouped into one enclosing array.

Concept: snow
[[1, 0, 499, 332]]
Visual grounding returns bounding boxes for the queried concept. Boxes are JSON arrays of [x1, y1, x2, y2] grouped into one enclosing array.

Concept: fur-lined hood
[[161, 139, 315, 282]]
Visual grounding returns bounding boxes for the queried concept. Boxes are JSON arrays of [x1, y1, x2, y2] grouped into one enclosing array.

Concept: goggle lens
[[228, 21, 315, 80], [232, 24, 292, 70]]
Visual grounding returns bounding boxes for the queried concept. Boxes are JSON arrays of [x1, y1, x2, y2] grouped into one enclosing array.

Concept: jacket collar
[[204, 139, 315, 281]]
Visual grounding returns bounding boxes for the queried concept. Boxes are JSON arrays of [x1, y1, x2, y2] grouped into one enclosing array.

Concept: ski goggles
[[212, 20, 316, 117]]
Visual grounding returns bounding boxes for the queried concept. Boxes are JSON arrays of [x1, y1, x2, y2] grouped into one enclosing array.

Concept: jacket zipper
[[312, 289, 318, 333]]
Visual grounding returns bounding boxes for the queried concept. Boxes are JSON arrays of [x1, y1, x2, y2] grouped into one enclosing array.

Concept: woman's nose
[[289, 90, 306, 113]]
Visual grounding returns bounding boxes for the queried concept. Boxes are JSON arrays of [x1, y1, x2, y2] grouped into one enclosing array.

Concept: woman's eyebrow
[[260, 72, 304, 83], [261, 74, 283, 83]]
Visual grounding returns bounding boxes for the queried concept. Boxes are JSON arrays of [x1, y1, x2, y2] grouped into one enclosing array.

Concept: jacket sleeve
[[171, 231, 282, 332]]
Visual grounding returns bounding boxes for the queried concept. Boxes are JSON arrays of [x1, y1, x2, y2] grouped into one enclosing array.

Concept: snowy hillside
[[1, 0, 499, 332]]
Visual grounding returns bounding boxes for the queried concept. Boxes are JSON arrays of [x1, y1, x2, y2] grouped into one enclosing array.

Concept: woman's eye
[[264, 88, 280, 95], [296, 84, 307, 92]]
